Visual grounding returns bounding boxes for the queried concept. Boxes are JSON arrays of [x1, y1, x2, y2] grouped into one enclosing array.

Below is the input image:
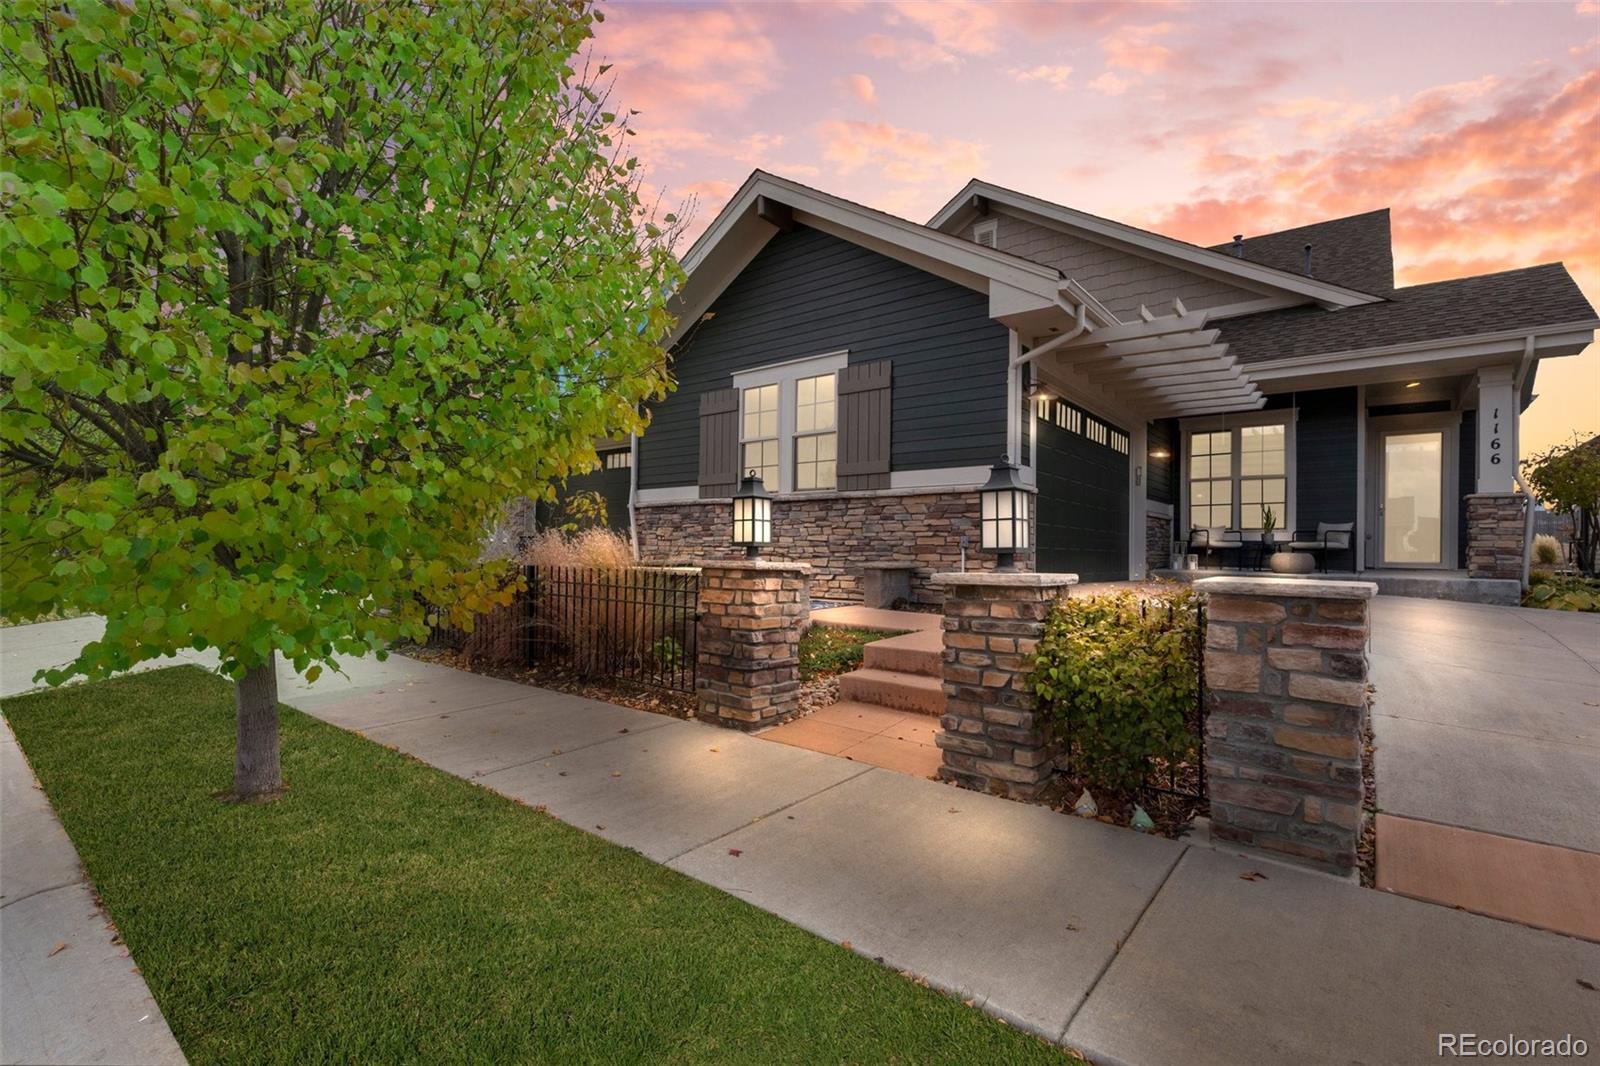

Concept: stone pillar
[[1198, 575, 1376, 877], [1465, 492, 1527, 580], [695, 560, 811, 730], [931, 572, 1078, 800]]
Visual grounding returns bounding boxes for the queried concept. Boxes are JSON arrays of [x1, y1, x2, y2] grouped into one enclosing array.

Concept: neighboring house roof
[[1211, 209, 1395, 295], [928, 178, 1384, 309], [1216, 263, 1599, 365]]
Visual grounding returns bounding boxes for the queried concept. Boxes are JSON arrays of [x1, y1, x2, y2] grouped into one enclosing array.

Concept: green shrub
[[1029, 588, 1202, 794], [1524, 572, 1600, 612], [799, 626, 899, 681]]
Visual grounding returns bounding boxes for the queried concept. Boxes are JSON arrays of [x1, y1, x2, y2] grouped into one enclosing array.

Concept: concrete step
[[863, 637, 942, 678], [837, 668, 944, 717]]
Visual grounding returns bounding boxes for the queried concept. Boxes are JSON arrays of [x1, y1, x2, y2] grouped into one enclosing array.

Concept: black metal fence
[[424, 565, 700, 694]]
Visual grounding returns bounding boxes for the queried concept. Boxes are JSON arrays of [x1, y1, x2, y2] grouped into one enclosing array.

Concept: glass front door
[[1380, 431, 1444, 566]]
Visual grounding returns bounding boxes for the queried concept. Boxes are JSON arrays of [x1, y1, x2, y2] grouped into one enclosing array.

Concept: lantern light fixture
[[978, 459, 1033, 571], [731, 470, 773, 558]]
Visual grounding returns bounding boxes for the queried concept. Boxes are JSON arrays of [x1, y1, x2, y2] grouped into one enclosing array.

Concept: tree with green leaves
[[1524, 432, 1600, 577], [1, 0, 681, 798]]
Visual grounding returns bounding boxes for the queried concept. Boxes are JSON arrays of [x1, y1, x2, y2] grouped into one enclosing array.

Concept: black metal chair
[[1286, 522, 1356, 572], [1188, 526, 1244, 569]]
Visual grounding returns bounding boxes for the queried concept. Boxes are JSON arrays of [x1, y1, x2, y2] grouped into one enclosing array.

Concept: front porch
[[1152, 565, 1522, 606]]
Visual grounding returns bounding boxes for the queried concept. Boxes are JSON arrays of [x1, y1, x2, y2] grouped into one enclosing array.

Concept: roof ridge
[[1214, 208, 1391, 248]]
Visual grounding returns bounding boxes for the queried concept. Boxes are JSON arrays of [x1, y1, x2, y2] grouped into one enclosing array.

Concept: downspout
[[1011, 301, 1088, 369], [627, 430, 641, 561], [1511, 334, 1537, 591]]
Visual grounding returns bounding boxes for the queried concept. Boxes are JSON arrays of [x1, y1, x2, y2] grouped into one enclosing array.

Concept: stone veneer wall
[[694, 560, 810, 730], [932, 572, 1077, 800], [1465, 492, 1526, 580], [637, 491, 1033, 603], [1198, 576, 1375, 877], [1145, 512, 1173, 572]]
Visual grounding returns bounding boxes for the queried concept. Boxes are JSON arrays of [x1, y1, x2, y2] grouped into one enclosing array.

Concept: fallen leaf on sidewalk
[[1578, 978, 1596, 992], [728, 848, 742, 857], [47, 942, 68, 957], [840, 940, 852, 951], [947, 807, 960, 814], [610, 771, 622, 777], [709, 747, 719, 753], [1239, 871, 1268, 882]]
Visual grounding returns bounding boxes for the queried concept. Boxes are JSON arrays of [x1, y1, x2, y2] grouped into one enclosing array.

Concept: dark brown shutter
[[697, 387, 740, 498], [837, 360, 891, 491]]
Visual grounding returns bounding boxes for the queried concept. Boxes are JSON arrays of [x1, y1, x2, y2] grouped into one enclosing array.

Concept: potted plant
[[1262, 506, 1311, 574]]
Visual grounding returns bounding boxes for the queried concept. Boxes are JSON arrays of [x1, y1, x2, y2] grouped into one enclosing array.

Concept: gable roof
[[928, 179, 1384, 309], [669, 171, 1114, 348], [1211, 209, 1395, 295], [1216, 263, 1598, 365]]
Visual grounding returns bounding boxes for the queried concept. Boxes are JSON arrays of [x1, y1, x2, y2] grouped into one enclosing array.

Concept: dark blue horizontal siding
[[639, 225, 1009, 488], [1281, 388, 1358, 533]]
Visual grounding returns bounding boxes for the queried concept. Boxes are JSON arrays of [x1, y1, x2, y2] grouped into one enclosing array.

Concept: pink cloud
[[817, 120, 986, 187], [1100, 21, 1176, 74], [844, 73, 878, 105], [1010, 64, 1074, 90], [594, 7, 780, 121], [1088, 71, 1131, 96], [866, 0, 1001, 69]]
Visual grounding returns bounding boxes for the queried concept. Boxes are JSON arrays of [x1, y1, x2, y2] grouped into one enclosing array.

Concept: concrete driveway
[[1369, 596, 1600, 854]]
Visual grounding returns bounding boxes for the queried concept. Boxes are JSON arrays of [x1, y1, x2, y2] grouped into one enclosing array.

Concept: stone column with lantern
[[694, 473, 812, 730]]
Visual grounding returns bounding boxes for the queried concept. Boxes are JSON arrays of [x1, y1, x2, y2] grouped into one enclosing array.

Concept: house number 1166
[[1489, 407, 1502, 464]]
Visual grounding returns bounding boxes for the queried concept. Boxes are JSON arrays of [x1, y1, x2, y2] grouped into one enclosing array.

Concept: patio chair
[[1188, 526, 1244, 569], [1286, 522, 1356, 572]]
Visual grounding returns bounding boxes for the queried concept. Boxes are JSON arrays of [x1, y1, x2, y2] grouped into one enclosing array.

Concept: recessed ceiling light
[[1405, 381, 1421, 388]]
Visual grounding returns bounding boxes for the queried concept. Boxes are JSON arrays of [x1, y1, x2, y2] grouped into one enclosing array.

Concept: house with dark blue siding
[[608, 171, 1594, 604]]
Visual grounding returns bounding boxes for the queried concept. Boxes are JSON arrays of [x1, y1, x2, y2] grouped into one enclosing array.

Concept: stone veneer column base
[[1465, 492, 1526, 580], [1197, 575, 1376, 877], [1145, 512, 1174, 572], [694, 560, 810, 730], [931, 571, 1078, 801]]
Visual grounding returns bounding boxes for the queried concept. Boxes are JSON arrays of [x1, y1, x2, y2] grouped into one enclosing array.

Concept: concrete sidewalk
[[5, 619, 1599, 1064], [1, 722, 184, 1065]]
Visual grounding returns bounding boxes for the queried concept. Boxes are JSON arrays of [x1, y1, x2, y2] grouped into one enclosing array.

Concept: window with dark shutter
[[697, 387, 740, 498], [836, 360, 891, 491]]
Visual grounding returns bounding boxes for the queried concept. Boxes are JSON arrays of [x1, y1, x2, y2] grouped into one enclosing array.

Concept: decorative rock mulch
[[395, 643, 697, 720]]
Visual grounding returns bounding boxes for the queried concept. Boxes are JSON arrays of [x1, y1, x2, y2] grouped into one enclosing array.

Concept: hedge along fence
[[1027, 586, 1206, 803]]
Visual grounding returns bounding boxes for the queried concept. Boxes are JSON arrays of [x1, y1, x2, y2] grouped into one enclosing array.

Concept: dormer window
[[972, 219, 998, 248]]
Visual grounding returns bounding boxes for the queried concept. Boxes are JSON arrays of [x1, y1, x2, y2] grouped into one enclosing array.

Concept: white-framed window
[[603, 450, 631, 470], [731, 350, 850, 494], [1184, 415, 1294, 532], [1238, 424, 1287, 531], [794, 373, 837, 490], [741, 383, 779, 488]]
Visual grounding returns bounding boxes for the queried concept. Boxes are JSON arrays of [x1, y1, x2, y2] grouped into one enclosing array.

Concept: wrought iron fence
[[423, 565, 699, 694]]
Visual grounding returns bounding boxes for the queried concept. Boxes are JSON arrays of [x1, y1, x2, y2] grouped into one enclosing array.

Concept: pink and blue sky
[[590, 0, 1599, 457]]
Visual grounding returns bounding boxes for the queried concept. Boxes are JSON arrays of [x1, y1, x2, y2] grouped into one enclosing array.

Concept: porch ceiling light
[[1405, 381, 1421, 388], [731, 470, 773, 558], [979, 459, 1034, 572]]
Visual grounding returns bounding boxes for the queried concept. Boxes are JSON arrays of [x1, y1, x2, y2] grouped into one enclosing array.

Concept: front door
[[1378, 430, 1445, 567]]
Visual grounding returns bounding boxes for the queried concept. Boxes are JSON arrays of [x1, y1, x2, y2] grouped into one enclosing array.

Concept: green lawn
[[798, 625, 901, 681], [3, 667, 1072, 1065]]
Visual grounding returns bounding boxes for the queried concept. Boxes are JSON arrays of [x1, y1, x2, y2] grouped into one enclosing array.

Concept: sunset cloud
[[1010, 64, 1074, 90], [1099, 22, 1176, 74], [596, 7, 780, 120], [817, 120, 986, 188], [866, 0, 1000, 69], [844, 73, 878, 105]]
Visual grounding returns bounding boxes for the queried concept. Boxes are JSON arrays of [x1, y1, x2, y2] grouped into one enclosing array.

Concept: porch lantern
[[731, 470, 773, 558], [978, 460, 1033, 571]]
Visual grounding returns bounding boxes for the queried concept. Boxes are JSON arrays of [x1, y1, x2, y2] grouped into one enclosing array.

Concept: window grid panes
[[794, 373, 837, 491], [1189, 430, 1233, 529], [1238, 424, 1286, 531], [603, 450, 631, 470], [741, 384, 779, 488]]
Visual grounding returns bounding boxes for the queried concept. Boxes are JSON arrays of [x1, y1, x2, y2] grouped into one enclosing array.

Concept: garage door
[[1034, 398, 1129, 582]]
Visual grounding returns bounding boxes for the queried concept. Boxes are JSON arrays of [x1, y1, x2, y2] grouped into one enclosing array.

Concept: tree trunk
[[233, 651, 282, 799]]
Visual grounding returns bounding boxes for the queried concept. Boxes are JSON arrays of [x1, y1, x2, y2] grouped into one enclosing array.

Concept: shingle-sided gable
[[1217, 263, 1598, 365], [974, 211, 1259, 320], [1212, 210, 1395, 295]]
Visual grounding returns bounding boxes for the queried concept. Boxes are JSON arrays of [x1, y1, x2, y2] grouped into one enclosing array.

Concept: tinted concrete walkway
[[1368, 597, 1600, 940], [5, 618, 1599, 1064]]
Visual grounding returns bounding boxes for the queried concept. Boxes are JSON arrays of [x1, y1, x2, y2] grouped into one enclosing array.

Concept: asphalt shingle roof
[[1209, 209, 1395, 295], [1217, 263, 1598, 365]]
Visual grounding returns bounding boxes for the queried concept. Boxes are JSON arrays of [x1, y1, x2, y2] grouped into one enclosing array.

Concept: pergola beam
[[1085, 351, 1234, 383], [1062, 329, 1222, 363], [1055, 311, 1209, 348]]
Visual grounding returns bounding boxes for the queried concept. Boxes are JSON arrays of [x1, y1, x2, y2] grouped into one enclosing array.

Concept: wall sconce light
[[1149, 447, 1172, 460], [731, 471, 772, 558]]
